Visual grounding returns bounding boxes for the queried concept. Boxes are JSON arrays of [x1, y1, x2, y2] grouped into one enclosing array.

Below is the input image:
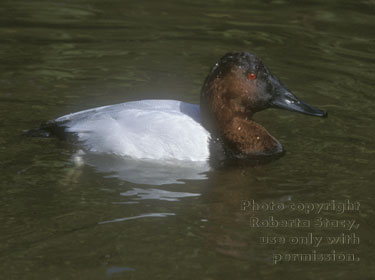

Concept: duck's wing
[[55, 100, 211, 161]]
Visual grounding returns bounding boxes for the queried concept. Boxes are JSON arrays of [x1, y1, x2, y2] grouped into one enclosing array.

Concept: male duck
[[42, 52, 326, 162]]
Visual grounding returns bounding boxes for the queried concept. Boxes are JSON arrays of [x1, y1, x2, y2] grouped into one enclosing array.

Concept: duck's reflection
[[74, 151, 210, 185], [99, 213, 176, 224], [119, 187, 200, 201]]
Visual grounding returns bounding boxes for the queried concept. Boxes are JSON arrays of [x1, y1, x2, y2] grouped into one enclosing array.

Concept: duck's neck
[[219, 117, 283, 156], [200, 82, 282, 157]]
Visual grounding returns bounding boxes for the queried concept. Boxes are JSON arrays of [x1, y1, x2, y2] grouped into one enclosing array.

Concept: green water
[[0, 0, 374, 279]]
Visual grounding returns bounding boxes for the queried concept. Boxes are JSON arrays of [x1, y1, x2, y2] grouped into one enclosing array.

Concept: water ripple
[[120, 187, 200, 201], [99, 213, 176, 225]]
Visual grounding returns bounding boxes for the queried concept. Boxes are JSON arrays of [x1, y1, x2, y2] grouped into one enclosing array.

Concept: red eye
[[248, 73, 256, 80]]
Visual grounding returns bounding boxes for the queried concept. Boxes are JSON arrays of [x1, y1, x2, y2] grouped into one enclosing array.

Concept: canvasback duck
[[39, 52, 326, 162]]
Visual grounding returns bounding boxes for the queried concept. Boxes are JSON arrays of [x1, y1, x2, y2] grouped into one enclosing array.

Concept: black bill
[[270, 87, 327, 117]]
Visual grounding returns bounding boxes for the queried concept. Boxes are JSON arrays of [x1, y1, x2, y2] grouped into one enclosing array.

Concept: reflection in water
[[106, 266, 135, 277], [120, 187, 200, 201], [74, 151, 210, 185], [99, 213, 176, 224]]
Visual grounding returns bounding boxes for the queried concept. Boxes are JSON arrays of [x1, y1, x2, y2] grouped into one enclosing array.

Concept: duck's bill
[[270, 88, 327, 117]]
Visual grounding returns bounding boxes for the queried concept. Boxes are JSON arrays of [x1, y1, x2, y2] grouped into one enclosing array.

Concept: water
[[0, 0, 374, 279]]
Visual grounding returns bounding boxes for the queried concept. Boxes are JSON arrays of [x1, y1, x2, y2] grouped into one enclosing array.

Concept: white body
[[56, 100, 211, 162]]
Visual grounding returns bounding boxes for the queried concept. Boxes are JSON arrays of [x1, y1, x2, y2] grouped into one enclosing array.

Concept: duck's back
[[55, 100, 210, 161]]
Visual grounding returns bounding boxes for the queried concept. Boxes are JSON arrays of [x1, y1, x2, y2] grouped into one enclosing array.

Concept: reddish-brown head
[[200, 52, 326, 135]]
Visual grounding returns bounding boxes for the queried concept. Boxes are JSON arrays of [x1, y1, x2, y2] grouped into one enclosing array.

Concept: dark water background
[[0, 0, 374, 279]]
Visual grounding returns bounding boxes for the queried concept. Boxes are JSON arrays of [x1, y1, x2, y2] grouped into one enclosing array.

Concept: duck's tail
[[24, 121, 68, 139]]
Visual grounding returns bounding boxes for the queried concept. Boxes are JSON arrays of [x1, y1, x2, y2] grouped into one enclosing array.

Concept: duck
[[37, 52, 327, 162]]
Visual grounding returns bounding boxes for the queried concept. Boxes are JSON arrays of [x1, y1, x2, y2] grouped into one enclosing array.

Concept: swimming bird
[[36, 52, 327, 162]]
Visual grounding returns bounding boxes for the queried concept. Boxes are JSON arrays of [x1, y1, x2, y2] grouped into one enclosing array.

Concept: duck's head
[[200, 52, 327, 157]]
